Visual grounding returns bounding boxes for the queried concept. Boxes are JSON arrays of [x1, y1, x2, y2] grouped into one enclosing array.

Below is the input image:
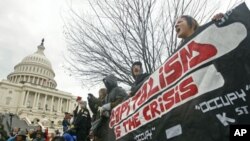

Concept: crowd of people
[[1, 13, 224, 141], [60, 10, 223, 139], [59, 59, 149, 141], [0, 125, 49, 141]]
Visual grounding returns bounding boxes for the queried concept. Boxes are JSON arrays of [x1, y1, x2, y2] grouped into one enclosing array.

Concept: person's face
[[36, 133, 41, 139], [37, 126, 42, 131], [13, 127, 19, 132], [132, 65, 142, 76], [12, 128, 19, 135], [77, 99, 81, 104], [28, 130, 34, 134], [99, 92, 106, 99], [175, 17, 194, 39], [80, 102, 86, 108]]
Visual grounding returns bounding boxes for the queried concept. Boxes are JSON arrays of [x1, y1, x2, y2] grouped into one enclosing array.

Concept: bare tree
[[64, 0, 220, 86]]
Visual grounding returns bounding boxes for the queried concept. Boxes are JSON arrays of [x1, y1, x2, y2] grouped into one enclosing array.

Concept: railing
[[22, 116, 31, 125], [38, 121, 46, 130]]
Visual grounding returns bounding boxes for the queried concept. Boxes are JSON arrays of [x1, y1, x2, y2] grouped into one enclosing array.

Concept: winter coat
[[94, 74, 127, 141], [130, 73, 149, 96], [73, 108, 91, 141]]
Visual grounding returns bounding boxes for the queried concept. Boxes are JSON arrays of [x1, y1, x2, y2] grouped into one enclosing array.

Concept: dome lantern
[[36, 38, 45, 55]]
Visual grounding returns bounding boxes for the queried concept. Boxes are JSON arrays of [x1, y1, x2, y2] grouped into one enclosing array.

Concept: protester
[[88, 88, 107, 141], [44, 128, 49, 141], [73, 96, 82, 122], [129, 61, 149, 97], [0, 124, 8, 141], [88, 88, 107, 122], [33, 131, 45, 141], [7, 130, 27, 141], [69, 114, 74, 125], [62, 112, 70, 133], [96, 74, 127, 141], [175, 13, 224, 43], [63, 112, 76, 140], [55, 130, 61, 137], [48, 133, 55, 141], [26, 129, 35, 141], [10, 127, 20, 137], [73, 101, 91, 141], [33, 126, 46, 139]]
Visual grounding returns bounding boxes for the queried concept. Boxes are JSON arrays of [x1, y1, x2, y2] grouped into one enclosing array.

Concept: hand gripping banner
[[109, 2, 250, 141]]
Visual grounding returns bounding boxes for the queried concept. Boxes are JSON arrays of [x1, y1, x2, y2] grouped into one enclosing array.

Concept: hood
[[103, 74, 118, 91]]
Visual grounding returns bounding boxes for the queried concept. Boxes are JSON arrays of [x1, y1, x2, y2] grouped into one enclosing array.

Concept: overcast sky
[[0, 0, 103, 100], [0, 0, 249, 100]]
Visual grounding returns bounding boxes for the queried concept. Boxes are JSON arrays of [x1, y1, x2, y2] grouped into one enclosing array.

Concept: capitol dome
[[7, 39, 57, 88]]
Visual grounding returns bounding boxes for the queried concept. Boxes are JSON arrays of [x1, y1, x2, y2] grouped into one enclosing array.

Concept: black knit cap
[[132, 61, 142, 67]]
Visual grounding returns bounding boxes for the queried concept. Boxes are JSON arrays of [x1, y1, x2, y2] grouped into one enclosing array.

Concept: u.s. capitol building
[[0, 40, 77, 131]]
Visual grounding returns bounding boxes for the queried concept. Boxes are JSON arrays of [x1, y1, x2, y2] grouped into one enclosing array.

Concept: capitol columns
[[68, 99, 73, 113], [43, 94, 47, 111], [59, 98, 63, 113], [66, 99, 69, 112], [33, 92, 38, 109], [36, 92, 40, 109], [16, 90, 26, 114], [24, 91, 30, 107], [20, 90, 26, 107], [50, 96, 54, 112], [57, 98, 60, 112]]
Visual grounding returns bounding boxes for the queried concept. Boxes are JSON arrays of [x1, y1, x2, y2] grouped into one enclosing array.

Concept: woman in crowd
[[175, 13, 224, 42]]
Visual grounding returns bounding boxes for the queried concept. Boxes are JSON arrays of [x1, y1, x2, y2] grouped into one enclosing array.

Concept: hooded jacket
[[103, 74, 127, 108], [94, 74, 127, 141]]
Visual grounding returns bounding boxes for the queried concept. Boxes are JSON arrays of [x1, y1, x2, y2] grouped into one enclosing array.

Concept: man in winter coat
[[62, 112, 70, 133], [129, 61, 149, 97], [73, 96, 82, 119], [97, 74, 128, 141], [73, 101, 91, 141]]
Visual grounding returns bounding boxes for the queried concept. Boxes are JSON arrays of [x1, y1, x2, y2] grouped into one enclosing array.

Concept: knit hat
[[132, 61, 142, 68], [17, 130, 26, 137], [76, 96, 82, 101]]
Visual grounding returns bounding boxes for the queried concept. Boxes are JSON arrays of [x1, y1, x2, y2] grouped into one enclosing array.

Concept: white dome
[[22, 52, 52, 69], [7, 40, 57, 88]]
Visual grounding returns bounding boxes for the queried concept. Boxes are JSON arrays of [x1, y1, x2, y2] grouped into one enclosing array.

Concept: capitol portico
[[0, 39, 77, 130]]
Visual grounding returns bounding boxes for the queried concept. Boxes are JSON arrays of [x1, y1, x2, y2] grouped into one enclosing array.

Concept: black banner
[[110, 3, 250, 141]]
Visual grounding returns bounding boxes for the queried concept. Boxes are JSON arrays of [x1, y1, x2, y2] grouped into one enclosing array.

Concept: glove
[[102, 111, 110, 117], [98, 106, 104, 115], [102, 103, 111, 110], [98, 103, 111, 116]]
